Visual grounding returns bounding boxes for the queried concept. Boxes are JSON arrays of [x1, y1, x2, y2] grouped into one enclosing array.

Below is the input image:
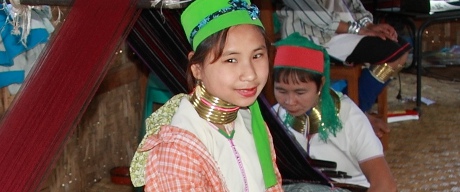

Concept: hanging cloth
[[0, 4, 54, 94]]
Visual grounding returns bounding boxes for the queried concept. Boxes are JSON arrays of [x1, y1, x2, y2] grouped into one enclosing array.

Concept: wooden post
[[252, 0, 277, 105]]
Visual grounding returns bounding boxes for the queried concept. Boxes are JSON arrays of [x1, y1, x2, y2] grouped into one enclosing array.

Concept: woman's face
[[191, 24, 269, 107], [274, 77, 321, 117]]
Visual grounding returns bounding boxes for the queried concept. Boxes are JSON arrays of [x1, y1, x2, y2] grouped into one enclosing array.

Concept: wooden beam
[[7, 0, 191, 8]]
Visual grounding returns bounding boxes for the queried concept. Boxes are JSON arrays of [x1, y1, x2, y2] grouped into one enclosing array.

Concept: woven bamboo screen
[[38, 43, 144, 191]]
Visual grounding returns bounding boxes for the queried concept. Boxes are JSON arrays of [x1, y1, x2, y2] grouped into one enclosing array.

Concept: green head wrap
[[181, 0, 264, 50]]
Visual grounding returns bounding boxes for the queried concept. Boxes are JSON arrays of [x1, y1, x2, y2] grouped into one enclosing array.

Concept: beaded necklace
[[207, 122, 249, 192]]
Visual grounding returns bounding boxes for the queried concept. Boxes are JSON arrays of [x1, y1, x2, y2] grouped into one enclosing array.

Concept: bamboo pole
[[6, 0, 191, 8]]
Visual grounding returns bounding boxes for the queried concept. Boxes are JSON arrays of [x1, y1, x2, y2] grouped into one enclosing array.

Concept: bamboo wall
[[0, 38, 147, 192], [0, 6, 147, 191], [38, 42, 145, 191]]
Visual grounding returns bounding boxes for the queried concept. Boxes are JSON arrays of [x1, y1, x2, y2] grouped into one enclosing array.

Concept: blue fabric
[[0, 5, 50, 66], [0, 28, 50, 66], [331, 79, 347, 92], [0, 4, 52, 89], [0, 70, 24, 87], [358, 69, 389, 112]]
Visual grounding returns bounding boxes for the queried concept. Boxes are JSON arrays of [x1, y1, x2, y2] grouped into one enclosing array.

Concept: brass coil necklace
[[190, 83, 240, 125], [291, 114, 309, 135], [285, 90, 341, 135]]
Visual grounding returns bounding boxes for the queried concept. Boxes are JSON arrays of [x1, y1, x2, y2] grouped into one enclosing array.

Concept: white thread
[[10, 0, 21, 7], [150, 0, 161, 7]]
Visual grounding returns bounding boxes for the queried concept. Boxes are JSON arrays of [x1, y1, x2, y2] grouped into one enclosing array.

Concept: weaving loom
[[0, 0, 140, 190]]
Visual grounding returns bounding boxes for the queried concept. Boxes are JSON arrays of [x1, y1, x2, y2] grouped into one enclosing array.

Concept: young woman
[[130, 0, 283, 191], [272, 33, 397, 192]]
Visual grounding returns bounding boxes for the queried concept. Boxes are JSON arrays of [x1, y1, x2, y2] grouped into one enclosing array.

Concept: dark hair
[[273, 68, 323, 91], [185, 25, 269, 92]]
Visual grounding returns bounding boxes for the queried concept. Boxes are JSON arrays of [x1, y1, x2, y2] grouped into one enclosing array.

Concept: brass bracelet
[[370, 63, 396, 82]]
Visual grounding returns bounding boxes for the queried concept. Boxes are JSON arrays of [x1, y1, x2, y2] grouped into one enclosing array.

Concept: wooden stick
[[9, 0, 72, 6], [6, 0, 191, 8]]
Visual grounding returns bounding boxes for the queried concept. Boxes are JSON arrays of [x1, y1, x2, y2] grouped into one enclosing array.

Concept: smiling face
[[190, 24, 269, 107], [274, 71, 324, 117]]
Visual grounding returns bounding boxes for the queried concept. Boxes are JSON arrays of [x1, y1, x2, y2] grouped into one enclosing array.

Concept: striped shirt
[[277, 0, 373, 44]]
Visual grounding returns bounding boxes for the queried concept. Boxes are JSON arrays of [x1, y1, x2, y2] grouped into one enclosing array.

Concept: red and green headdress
[[274, 33, 342, 141]]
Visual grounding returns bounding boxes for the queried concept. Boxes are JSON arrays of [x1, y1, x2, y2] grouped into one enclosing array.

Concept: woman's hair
[[273, 67, 323, 90], [185, 25, 269, 92]]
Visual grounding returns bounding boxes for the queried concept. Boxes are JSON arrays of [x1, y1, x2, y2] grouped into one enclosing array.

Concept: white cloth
[[324, 34, 364, 61], [171, 98, 265, 192], [0, 43, 45, 94], [277, 0, 372, 61], [277, 0, 372, 45], [272, 95, 383, 187]]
